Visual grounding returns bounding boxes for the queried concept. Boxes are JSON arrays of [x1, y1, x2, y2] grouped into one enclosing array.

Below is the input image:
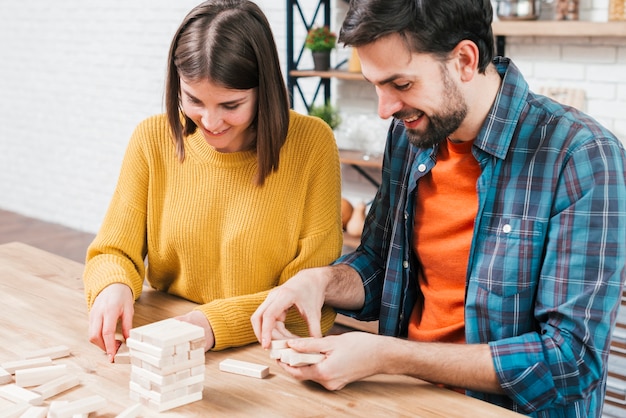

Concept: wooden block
[[125, 338, 174, 358], [114, 343, 131, 364], [151, 354, 204, 376], [270, 340, 289, 350], [32, 374, 80, 400], [21, 345, 70, 361], [1, 357, 53, 374], [148, 390, 202, 413], [17, 406, 48, 418], [47, 395, 107, 418], [47, 401, 68, 418], [269, 347, 289, 360], [129, 348, 174, 369], [0, 366, 12, 384], [277, 348, 324, 366], [218, 358, 269, 379], [114, 403, 142, 418], [129, 318, 204, 348], [0, 401, 30, 418], [0, 384, 44, 406], [15, 364, 67, 387], [285, 352, 325, 367]]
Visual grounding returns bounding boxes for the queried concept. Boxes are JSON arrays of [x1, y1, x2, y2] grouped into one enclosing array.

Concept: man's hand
[[251, 267, 329, 349], [277, 332, 385, 390], [88, 283, 134, 362]]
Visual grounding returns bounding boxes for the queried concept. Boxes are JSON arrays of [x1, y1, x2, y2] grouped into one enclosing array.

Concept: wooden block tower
[[126, 318, 206, 412]]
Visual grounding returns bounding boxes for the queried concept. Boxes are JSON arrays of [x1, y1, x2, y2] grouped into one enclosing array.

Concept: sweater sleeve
[[199, 115, 343, 350], [83, 117, 156, 308]]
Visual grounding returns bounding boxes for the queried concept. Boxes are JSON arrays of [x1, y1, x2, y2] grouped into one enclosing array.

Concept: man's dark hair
[[339, 0, 495, 73]]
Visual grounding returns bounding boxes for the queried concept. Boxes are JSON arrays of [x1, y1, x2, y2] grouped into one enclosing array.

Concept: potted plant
[[305, 26, 337, 71], [309, 101, 342, 130]]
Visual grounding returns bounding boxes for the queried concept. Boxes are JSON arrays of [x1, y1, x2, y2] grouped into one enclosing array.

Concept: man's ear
[[452, 40, 480, 82]]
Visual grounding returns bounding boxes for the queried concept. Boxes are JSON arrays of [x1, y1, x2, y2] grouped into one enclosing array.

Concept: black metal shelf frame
[[286, 0, 331, 112]]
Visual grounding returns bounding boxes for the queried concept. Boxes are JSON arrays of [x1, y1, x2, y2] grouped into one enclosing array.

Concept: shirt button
[[403, 260, 409, 268], [502, 224, 512, 234], [418, 163, 427, 172], [404, 212, 408, 220]]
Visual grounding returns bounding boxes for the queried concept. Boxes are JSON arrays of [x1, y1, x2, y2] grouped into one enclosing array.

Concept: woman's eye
[[223, 104, 240, 111], [186, 96, 202, 105]]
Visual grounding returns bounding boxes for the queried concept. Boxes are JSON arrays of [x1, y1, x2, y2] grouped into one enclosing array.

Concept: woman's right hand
[[88, 283, 134, 362]]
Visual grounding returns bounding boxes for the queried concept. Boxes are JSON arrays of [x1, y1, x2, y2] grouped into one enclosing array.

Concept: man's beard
[[395, 73, 468, 149]]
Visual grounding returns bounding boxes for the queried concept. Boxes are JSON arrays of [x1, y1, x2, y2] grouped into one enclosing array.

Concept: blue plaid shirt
[[335, 58, 626, 417]]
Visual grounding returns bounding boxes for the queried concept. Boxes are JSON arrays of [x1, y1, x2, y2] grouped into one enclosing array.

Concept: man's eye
[[395, 83, 410, 91]]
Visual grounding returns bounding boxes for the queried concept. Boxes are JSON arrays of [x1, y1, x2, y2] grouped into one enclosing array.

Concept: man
[[252, 0, 626, 416]]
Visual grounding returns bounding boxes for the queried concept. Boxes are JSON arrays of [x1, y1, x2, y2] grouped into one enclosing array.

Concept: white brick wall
[[0, 0, 278, 232], [1, 0, 625, 232]]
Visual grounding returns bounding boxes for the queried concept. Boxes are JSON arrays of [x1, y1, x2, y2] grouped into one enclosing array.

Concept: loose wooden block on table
[[0, 357, 53, 374], [0, 367, 11, 384], [0, 383, 44, 406], [32, 374, 81, 400], [18, 406, 48, 418], [15, 364, 67, 387], [114, 402, 142, 418], [219, 358, 269, 379], [0, 401, 30, 418], [47, 394, 107, 418], [21, 345, 70, 361]]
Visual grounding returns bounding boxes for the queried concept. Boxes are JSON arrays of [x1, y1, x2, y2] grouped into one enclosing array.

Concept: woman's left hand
[[175, 310, 215, 351]]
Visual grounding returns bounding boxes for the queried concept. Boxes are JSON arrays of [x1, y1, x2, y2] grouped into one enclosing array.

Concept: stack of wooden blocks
[[126, 318, 206, 412]]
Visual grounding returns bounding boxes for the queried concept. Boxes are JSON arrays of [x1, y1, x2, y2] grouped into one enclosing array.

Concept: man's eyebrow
[[362, 73, 405, 86]]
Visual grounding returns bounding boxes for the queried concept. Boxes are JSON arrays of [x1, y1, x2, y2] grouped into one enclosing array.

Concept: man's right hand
[[88, 283, 134, 362]]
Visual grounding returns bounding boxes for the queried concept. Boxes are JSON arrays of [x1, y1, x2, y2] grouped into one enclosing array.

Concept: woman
[[83, 0, 342, 361]]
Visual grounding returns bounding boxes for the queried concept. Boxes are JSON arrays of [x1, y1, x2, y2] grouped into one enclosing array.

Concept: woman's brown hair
[[165, 0, 290, 186]]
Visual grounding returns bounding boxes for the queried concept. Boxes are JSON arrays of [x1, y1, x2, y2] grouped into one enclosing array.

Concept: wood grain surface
[[0, 242, 523, 417]]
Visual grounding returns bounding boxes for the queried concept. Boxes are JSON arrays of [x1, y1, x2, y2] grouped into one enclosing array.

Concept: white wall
[[0, 0, 282, 232], [1, 0, 625, 233]]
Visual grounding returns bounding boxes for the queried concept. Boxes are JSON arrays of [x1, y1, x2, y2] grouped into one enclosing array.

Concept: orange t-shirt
[[408, 138, 480, 344]]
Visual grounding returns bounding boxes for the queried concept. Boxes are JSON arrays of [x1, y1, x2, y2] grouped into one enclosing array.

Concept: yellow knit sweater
[[83, 110, 342, 350]]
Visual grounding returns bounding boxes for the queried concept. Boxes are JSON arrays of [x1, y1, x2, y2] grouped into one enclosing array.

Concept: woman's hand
[[176, 310, 215, 351], [88, 283, 134, 362]]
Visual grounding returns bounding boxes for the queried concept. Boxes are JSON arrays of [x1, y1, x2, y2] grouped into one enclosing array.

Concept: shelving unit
[[286, 0, 332, 112], [492, 20, 626, 55], [286, 1, 381, 233]]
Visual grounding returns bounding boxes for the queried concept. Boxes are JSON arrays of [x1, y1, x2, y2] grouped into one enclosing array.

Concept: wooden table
[[0, 242, 523, 417]]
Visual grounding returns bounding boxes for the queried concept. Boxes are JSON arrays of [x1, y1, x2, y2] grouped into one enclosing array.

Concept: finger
[[277, 360, 319, 382], [88, 313, 106, 352], [305, 315, 323, 339], [101, 315, 120, 363], [120, 304, 134, 340], [250, 296, 269, 343], [271, 322, 298, 340], [255, 293, 289, 349]]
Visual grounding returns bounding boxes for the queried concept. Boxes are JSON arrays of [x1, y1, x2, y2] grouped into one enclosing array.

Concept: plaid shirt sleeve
[[334, 120, 415, 325]]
